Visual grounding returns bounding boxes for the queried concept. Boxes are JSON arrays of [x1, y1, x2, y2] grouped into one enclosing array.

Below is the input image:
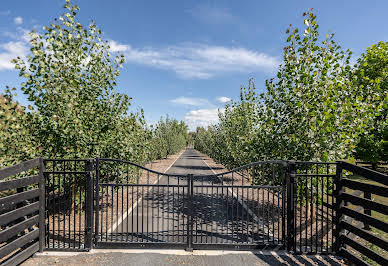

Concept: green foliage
[[354, 41, 388, 164], [195, 9, 385, 170], [1, 0, 187, 170], [148, 116, 188, 160], [0, 88, 38, 167]]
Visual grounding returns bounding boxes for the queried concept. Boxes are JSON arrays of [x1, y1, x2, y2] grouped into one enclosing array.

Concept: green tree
[[261, 9, 359, 162], [0, 88, 38, 168], [150, 117, 188, 160], [12, 0, 147, 163], [354, 41, 388, 166]]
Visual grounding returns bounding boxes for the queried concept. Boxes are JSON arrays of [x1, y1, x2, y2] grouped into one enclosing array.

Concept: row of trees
[[195, 10, 387, 169], [0, 0, 188, 169]]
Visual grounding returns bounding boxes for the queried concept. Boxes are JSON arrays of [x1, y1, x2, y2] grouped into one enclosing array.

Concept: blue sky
[[0, 0, 387, 130]]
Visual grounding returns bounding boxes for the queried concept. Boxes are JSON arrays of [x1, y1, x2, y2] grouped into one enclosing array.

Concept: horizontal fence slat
[[0, 215, 39, 243], [341, 178, 388, 197], [0, 189, 40, 211], [339, 248, 369, 266], [99, 183, 188, 188], [0, 175, 39, 192], [294, 174, 336, 177], [341, 161, 388, 186], [340, 235, 388, 265], [340, 221, 388, 252], [341, 206, 388, 233], [0, 158, 40, 181], [193, 184, 283, 189], [0, 229, 39, 260], [341, 192, 388, 215], [44, 158, 89, 162], [2, 242, 39, 266], [0, 201, 39, 227], [44, 171, 88, 175]]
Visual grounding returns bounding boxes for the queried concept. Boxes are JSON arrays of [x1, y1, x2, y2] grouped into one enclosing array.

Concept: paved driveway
[[114, 148, 265, 245], [24, 250, 346, 266]]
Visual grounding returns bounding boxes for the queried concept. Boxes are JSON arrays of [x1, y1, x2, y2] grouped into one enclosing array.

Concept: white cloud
[[0, 41, 28, 71], [184, 108, 224, 130], [14, 16, 23, 25], [0, 27, 32, 71], [170, 96, 211, 107], [217, 96, 231, 103], [108, 40, 129, 52], [123, 43, 279, 79], [188, 5, 235, 24]]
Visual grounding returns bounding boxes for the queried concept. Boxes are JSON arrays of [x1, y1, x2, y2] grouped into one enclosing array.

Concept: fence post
[[333, 161, 343, 253], [286, 161, 296, 252], [281, 161, 287, 248], [94, 158, 100, 246], [186, 174, 194, 252], [85, 159, 94, 249], [38, 157, 46, 252], [363, 191, 371, 230]]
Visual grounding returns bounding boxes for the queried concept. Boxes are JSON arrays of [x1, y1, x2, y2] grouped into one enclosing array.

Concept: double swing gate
[[43, 158, 336, 253]]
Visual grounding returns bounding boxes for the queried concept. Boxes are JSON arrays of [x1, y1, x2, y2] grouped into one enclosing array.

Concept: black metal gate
[[94, 159, 287, 250], [189, 161, 286, 250], [43, 158, 336, 253], [95, 158, 189, 249]]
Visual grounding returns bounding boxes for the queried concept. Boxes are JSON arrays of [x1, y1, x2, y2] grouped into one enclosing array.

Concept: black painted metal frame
[[93, 159, 288, 251], [4, 156, 388, 265], [41, 158, 339, 254]]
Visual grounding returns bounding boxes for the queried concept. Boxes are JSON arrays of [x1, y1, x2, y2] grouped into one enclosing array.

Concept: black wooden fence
[[336, 161, 388, 265], [0, 158, 45, 266], [0, 158, 387, 265]]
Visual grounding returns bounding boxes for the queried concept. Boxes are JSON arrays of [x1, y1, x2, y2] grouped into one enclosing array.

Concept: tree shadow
[[253, 252, 344, 266], [141, 188, 284, 244]]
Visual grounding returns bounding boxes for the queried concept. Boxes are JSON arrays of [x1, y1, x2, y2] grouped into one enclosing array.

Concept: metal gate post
[[85, 159, 94, 249], [94, 158, 100, 246], [38, 157, 46, 252], [333, 161, 343, 254], [281, 161, 287, 249], [186, 174, 194, 251], [286, 161, 296, 252]]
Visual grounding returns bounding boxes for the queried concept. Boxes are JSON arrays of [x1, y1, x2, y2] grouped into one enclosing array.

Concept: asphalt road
[[113, 148, 265, 246], [24, 250, 346, 266]]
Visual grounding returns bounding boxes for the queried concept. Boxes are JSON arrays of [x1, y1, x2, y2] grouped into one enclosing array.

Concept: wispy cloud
[[217, 96, 231, 103], [0, 41, 28, 71], [184, 108, 223, 130], [117, 42, 279, 79], [0, 28, 30, 71], [108, 40, 129, 52], [188, 5, 235, 24], [170, 96, 211, 107], [14, 16, 23, 25]]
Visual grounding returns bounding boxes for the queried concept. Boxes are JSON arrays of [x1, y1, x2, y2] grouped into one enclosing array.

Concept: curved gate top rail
[[97, 157, 183, 178], [194, 160, 287, 178]]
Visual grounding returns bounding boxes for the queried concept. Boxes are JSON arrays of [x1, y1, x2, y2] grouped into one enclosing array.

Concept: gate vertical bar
[[94, 158, 100, 246], [85, 159, 94, 249], [39, 157, 46, 252], [286, 161, 296, 252], [281, 161, 287, 248], [186, 174, 193, 251]]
